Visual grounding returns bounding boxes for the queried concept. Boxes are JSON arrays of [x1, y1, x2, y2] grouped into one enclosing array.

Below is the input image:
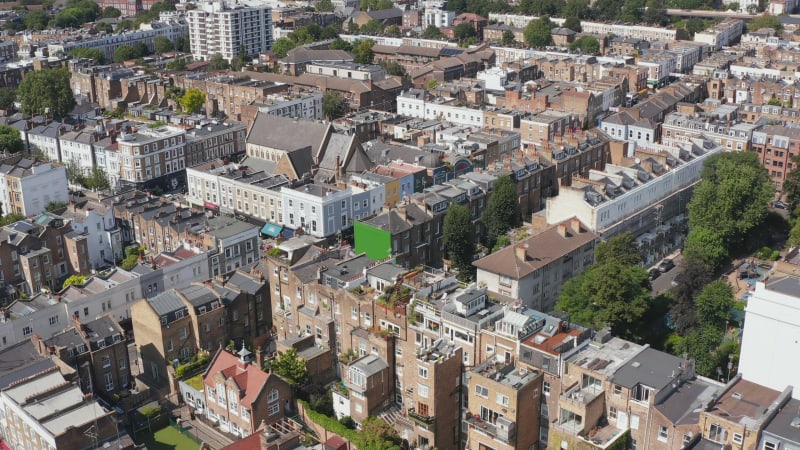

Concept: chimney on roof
[[570, 217, 582, 234], [515, 244, 527, 261], [72, 314, 85, 335], [397, 206, 407, 221], [557, 223, 568, 238]]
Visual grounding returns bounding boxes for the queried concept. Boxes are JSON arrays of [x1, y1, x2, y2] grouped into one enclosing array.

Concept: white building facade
[[188, 0, 273, 62]]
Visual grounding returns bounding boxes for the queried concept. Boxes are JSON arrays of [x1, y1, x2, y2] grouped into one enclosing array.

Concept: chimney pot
[[557, 223, 568, 237], [515, 244, 527, 261], [570, 217, 581, 233]]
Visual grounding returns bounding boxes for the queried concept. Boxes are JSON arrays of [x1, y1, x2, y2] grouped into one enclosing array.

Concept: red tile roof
[[204, 349, 272, 408]]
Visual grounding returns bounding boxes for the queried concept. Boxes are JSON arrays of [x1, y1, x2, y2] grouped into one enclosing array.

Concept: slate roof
[[246, 113, 330, 154], [147, 290, 187, 316], [611, 347, 686, 390]]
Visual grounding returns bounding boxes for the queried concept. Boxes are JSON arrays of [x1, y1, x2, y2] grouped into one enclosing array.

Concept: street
[[651, 253, 684, 295]]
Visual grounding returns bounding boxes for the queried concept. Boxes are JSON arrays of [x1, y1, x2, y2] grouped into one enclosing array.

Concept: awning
[[260, 222, 283, 237]]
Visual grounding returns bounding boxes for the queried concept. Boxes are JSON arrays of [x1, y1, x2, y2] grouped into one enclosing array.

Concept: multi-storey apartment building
[[58, 195, 124, 270], [254, 92, 324, 121], [751, 125, 800, 191], [203, 346, 293, 438], [184, 120, 247, 168], [526, 129, 610, 193], [473, 218, 597, 312], [27, 123, 66, 163], [661, 109, 759, 151], [465, 361, 543, 450], [0, 158, 68, 216], [188, 0, 273, 62], [693, 18, 744, 50], [117, 125, 187, 191], [33, 315, 130, 402], [0, 365, 122, 450]]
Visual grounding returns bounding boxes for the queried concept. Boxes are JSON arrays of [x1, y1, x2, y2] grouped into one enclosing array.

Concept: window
[[732, 433, 743, 445], [709, 423, 727, 443], [763, 441, 777, 450], [105, 372, 114, 391], [609, 406, 617, 420], [418, 383, 429, 398], [496, 393, 509, 407], [418, 367, 428, 379], [49, 316, 58, 326], [475, 385, 488, 398], [119, 358, 126, 370], [268, 389, 279, 402], [658, 425, 668, 442], [632, 384, 652, 404], [630, 414, 640, 430], [682, 434, 693, 448], [268, 402, 279, 416], [543, 381, 551, 396], [614, 384, 622, 395], [22, 326, 32, 336]]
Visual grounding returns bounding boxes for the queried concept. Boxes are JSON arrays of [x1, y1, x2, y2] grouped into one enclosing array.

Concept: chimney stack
[[515, 244, 527, 261], [570, 217, 581, 234], [397, 206, 407, 221], [557, 223, 568, 237]]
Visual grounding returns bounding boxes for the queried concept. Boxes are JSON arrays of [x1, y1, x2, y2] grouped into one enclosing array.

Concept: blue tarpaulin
[[261, 222, 282, 237]]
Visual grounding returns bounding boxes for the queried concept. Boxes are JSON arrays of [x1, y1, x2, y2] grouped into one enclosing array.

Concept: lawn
[[137, 425, 201, 450]]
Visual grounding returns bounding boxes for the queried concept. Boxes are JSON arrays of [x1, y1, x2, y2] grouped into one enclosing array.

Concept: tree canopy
[[569, 35, 599, 53], [113, 45, 138, 62], [454, 23, 478, 41], [563, 16, 582, 32], [555, 233, 652, 340], [270, 348, 309, 386], [315, 0, 334, 12], [272, 38, 297, 58], [61, 275, 86, 290], [524, 16, 556, 48], [208, 53, 230, 70], [154, 35, 174, 54], [0, 125, 23, 153], [443, 203, 475, 280], [179, 88, 206, 114], [482, 175, 520, 249], [687, 152, 773, 252], [322, 91, 346, 120], [18, 68, 76, 117], [747, 15, 782, 33], [695, 280, 734, 329], [0, 87, 15, 111], [352, 39, 375, 64], [354, 417, 403, 450], [595, 232, 642, 266], [501, 30, 517, 46]]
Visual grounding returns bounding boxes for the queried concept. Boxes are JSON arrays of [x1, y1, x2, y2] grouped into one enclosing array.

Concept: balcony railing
[[559, 383, 603, 407], [408, 408, 435, 427]]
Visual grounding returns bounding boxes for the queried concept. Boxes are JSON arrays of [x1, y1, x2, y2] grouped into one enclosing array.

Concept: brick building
[[751, 125, 800, 190]]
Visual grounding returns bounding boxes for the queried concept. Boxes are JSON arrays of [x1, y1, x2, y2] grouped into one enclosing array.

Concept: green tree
[[683, 227, 728, 271], [426, 79, 438, 90], [321, 24, 340, 40], [330, 38, 352, 51], [45, 200, 67, 212], [352, 39, 375, 64], [501, 29, 517, 46], [208, 52, 229, 70], [18, 68, 76, 117], [23, 9, 50, 30], [113, 45, 138, 62], [95, 22, 114, 33], [272, 37, 296, 58], [619, 0, 645, 23], [695, 280, 734, 329], [379, 60, 406, 76], [270, 348, 309, 386], [384, 24, 401, 37], [355, 417, 403, 450], [569, 35, 599, 53], [687, 152, 773, 250], [322, 91, 346, 120], [590, 0, 625, 21], [70, 47, 105, 63], [594, 232, 641, 266], [85, 166, 110, 191], [443, 204, 475, 280], [179, 88, 206, 114], [643, 0, 668, 25], [64, 159, 85, 185], [482, 175, 520, 250], [102, 6, 121, 17], [679, 326, 724, 377], [519, 0, 561, 16], [154, 35, 173, 54], [0, 87, 16, 111], [685, 18, 707, 37], [669, 258, 711, 334], [492, 234, 511, 252], [563, 0, 590, 18], [783, 156, 800, 209], [747, 15, 782, 33], [524, 16, 556, 48], [115, 19, 135, 32], [0, 125, 23, 153], [61, 275, 86, 290], [361, 19, 384, 35], [454, 22, 477, 41], [563, 16, 582, 32], [421, 25, 445, 39], [175, 34, 190, 52], [0, 213, 24, 227], [316, 0, 334, 11], [166, 57, 188, 71]]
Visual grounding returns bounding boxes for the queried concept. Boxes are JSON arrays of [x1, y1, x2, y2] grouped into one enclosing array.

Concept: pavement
[[177, 406, 235, 450], [651, 252, 684, 295]]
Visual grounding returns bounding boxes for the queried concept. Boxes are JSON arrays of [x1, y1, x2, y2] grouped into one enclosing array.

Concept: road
[[651, 253, 684, 295]]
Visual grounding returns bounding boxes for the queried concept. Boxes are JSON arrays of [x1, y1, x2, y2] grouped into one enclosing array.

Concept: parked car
[[772, 201, 788, 210], [658, 259, 675, 273], [648, 268, 661, 281]]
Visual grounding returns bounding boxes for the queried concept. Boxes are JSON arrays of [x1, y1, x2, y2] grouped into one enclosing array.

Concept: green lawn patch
[[136, 425, 200, 450]]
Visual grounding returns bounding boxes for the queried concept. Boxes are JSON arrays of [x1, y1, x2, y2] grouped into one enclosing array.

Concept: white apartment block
[[423, 7, 455, 28], [693, 18, 744, 50], [729, 63, 798, 82], [0, 161, 68, 217], [60, 204, 124, 270], [546, 138, 724, 235], [49, 19, 188, 62], [487, 14, 677, 41], [27, 123, 64, 163], [59, 129, 96, 180], [188, 0, 273, 62], [186, 159, 290, 223], [117, 125, 186, 188], [397, 90, 484, 128], [739, 276, 800, 400], [255, 92, 324, 120], [281, 184, 353, 238], [305, 62, 386, 81]]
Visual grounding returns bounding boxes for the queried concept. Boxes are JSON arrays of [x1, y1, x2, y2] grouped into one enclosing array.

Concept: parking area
[[650, 253, 684, 294]]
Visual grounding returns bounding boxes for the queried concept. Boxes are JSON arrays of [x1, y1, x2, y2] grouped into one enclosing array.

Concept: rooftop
[[611, 347, 688, 390], [762, 398, 800, 445], [566, 336, 644, 378], [709, 378, 782, 424], [473, 361, 538, 389]]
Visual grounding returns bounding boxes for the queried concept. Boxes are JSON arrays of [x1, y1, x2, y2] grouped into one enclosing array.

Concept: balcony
[[559, 383, 603, 407], [465, 414, 513, 444], [408, 408, 435, 428]]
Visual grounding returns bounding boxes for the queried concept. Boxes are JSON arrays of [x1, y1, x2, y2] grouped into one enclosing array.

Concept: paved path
[[178, 408, 236, 450]]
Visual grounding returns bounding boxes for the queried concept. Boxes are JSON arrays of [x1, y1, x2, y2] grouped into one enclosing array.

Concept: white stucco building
[[739, 276, 800, 399], [0, 159, 69, 216], [397, 89, 485, 128], [187, 0, 273, 62]]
